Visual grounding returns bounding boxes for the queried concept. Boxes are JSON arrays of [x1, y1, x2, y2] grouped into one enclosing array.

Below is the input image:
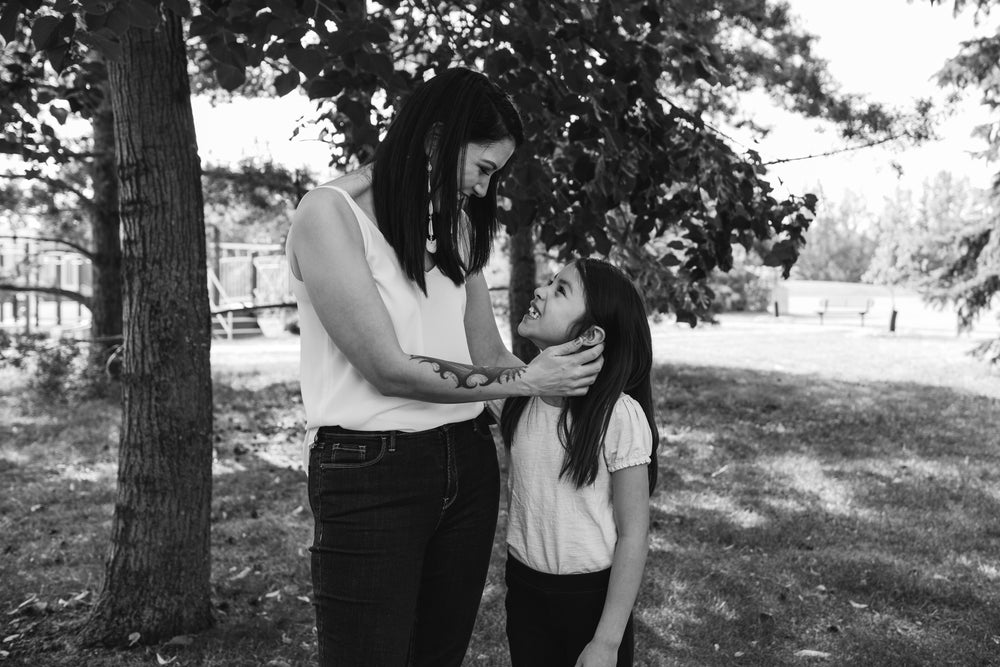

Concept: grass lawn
[[2, 316, 999, 666]]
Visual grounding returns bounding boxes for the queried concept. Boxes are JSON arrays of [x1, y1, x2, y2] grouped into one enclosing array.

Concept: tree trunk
[[81, 8, 214, 646], [508, 223, 538, 363], [88, 65, 123, 373]]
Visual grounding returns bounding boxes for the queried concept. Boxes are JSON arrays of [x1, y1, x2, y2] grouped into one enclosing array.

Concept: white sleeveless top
[[289, 185, 483, 454]]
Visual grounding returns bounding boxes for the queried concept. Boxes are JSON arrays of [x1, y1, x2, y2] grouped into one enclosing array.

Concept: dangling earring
[[425, 161, 437, 255]]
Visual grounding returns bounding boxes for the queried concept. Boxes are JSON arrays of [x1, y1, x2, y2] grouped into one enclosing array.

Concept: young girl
[[492, 258, 659, 667]]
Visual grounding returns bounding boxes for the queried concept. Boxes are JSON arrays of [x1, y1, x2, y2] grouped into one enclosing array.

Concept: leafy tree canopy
[[2, 0, 935, 322]]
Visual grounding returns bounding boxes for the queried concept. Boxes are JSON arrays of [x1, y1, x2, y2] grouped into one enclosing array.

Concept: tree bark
[[508, 223, 538, 363], [81, 8, 214, 646], [88, 64, 123, 371]]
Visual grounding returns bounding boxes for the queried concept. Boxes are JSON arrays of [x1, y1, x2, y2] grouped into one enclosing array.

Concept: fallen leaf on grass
[[127, 632, 141, 647], [794, 649, 831, 659], [297, 596, 310, 604], [265, 590, 281, 599], [230, 566, 252, 581], [8, 595, 37, 615], [849, 600, 868, 609], [164, 635, 194, 647], [156, 653, 176, 665]]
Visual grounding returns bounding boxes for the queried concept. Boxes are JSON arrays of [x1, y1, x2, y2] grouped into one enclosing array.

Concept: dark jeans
[[307, 411, 500, 667], [505, 554, 634, 667]]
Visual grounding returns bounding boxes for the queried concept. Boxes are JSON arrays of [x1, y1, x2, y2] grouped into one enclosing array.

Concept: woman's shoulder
[[295, 170, 371, 224], [288, 173, 375, 261], [314, 169, 372, 201]]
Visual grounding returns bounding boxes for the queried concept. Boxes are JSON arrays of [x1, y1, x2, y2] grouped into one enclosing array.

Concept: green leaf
[[366, 52, 394, 85], [45, 43, 71, 72], [162, 0, 191, 18], [0, 2, 24, 46], [50, 106, 68, 124], [77, 27, 122, 60], [363, 21, 390, 44], [103, 5, 131, 35], [306, 77, 341, 99], [123, 0, 161, 30], [31, 15, 62, 51], [286, 45, 323, 78], [274, 70, 299, 96], [214, 62, 245, 91], [336, 97, 370, 127], [79, 0, 113, 13]]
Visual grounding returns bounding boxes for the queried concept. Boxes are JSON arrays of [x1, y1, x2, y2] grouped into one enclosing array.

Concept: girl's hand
[[574, 638, 619, 667], [521, 337, 604, 396]]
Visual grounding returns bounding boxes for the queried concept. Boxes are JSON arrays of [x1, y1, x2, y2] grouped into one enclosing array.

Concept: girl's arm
[[289, 189, 602, 403], [575, 465, 650, 667]]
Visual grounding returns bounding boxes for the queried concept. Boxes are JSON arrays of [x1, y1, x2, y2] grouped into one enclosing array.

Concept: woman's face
[[458, 138, 516, 199]]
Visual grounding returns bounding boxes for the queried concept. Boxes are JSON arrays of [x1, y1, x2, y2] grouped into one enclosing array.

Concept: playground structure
[[0, 236, 294, 340]]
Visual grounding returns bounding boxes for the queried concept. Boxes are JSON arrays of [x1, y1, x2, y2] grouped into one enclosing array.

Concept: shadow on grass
[[639, 362, 1000, 666], [0, 377, 316, 667], [3, 363, 999, 666]]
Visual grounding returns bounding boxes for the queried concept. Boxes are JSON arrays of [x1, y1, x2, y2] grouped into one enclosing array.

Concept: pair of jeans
[[505, 554, 634, 667], [307, 411, 500, 666]]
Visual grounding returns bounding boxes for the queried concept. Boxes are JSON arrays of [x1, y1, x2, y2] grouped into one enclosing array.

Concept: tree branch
[[762, 134, 906, 166], [0, 235, 95, 259], [0, 283, 92, 308], [0, 172, 95, 210]]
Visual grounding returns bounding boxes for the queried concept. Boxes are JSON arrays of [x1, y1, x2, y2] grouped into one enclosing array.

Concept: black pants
[[505, 554, 635, 667], [307, 412, 500, 666]]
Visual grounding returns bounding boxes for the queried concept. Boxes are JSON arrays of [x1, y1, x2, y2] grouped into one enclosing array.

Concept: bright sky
[[742, 0, 998, 205], [191, 0, 1000, 207]]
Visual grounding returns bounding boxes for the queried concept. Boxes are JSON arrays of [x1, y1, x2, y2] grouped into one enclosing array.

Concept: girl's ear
[[580, 325, 605, 346]]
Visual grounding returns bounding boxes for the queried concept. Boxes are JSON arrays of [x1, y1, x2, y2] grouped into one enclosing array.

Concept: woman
[[285, 68, 604, 666]]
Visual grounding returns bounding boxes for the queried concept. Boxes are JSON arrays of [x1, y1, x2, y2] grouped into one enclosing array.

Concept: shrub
[[0, 332, 110, 402]]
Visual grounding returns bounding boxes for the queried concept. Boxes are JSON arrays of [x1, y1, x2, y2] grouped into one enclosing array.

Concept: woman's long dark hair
[[371, 68, 523, 293], [500, 259, 659, 493]]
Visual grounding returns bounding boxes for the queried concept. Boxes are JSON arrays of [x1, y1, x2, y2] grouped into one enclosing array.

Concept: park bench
[[816, 297, 874, 326]]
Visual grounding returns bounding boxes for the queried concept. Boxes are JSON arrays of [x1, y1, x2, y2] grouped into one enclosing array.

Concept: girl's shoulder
[[603, 394, 653, 472], [610, 393, 648, 428]]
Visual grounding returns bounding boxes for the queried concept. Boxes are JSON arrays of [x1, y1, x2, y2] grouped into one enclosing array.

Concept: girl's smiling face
[[517, 262, 589, 350]]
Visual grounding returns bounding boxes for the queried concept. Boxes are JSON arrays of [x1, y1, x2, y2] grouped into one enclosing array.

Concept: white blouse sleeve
[[602, 394, 653, 473]]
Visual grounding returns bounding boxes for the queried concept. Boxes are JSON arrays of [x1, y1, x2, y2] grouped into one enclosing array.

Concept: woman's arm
[[464, 272, 523, 367], [289, 189, 602, 403], [574, 465, 650, 667]]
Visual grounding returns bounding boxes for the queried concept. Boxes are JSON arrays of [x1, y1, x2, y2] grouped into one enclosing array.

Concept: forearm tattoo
[[411, 355, 527, 389]]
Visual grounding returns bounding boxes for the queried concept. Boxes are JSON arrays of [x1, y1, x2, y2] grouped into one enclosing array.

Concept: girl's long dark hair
[[500, 259, 659, 493], [371, 68, 523, 293]]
